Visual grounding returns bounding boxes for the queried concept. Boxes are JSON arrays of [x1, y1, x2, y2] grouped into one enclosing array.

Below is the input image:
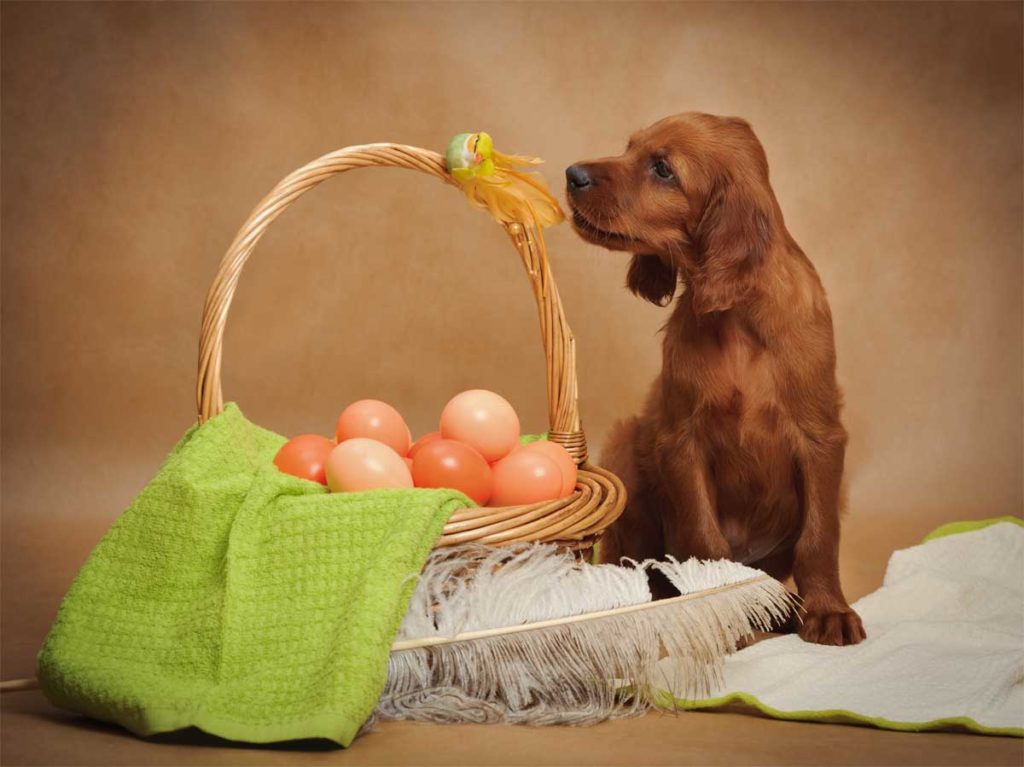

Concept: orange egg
[[335, 400, 411, 456], [440, 390, 520, 462], [489, 449, 562, 506], [325, 438, 413, 492], [523, 440, 578, 497], [412, 439, 493, 505], [408, 431, 442, 459], [273, 435, 335, 485]]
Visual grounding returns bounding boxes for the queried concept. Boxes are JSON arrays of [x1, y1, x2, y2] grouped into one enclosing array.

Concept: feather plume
[[372, 544, 793, 727], [446, 134, 565, 229]]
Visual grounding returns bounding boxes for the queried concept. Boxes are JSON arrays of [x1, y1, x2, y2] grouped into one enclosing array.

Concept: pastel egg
[[522, 440, 578, 498], [440, 390, 520, 462], [335, 399, 411, 456], [408, 431, 442, 459], [325, 438, 413, 493], [412, 439, 493, 505], [273, 434, 335, 485], [489, 449, 562, 506]]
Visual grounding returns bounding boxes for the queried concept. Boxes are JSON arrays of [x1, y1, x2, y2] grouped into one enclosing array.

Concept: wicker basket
[[196, 143, 625, 555]]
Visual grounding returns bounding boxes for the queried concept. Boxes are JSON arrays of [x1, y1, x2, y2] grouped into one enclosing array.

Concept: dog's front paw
[[798, 600, 866, 646]]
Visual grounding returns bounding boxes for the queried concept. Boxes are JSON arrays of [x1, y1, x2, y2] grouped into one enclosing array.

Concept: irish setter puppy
[[567, 113, 864, 645]]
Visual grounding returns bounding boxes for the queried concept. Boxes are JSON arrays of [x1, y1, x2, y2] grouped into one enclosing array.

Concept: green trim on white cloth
[[675, 689, 1023, 737], [922, 515, 1023, 543], [674, 516, 1024, 738]]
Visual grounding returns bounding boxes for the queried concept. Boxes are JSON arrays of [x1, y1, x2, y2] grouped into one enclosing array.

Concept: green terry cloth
[[37, 403, 470, 746]]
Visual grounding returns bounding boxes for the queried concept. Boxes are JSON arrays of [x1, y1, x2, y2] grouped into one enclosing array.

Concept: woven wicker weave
[[196, 143, 625, 553]]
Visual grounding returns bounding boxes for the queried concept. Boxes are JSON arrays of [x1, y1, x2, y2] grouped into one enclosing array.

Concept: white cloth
[[666, 521, 1024, 734]]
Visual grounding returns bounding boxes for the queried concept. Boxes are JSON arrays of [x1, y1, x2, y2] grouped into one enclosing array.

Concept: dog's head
[[566, 112, 779, 313]]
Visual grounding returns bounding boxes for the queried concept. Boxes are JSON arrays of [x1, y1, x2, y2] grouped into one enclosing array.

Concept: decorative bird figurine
[[445, 132, 564, 229]]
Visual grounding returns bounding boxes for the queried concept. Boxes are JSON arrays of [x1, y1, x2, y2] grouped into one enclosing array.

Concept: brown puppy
[[567, 113, 864, 645]]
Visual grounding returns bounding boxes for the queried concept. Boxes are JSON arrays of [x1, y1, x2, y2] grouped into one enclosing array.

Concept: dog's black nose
[[566, 164, 591, 191]]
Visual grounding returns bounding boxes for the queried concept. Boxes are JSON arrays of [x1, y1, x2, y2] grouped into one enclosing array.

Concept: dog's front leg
[[658, 443, 732, 562], [793, 437, 866, 645]]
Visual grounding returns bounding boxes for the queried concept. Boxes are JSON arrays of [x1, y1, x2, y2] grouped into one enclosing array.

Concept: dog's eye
[[652, 159, 674, 180]]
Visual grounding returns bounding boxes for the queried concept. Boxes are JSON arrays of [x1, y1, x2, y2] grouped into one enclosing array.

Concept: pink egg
[[523, 440, 578, 497], [325, 438, 414, 493], [335, 400, 411, 456], [440, 390, 520, 462], [489, 449, 562, 506]]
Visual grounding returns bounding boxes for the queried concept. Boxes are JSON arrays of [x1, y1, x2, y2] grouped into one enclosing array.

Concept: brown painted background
[[2, 2, 1022, 751]]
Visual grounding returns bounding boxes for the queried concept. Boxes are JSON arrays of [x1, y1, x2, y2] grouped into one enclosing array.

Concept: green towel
[[37, 403, 470, 745]]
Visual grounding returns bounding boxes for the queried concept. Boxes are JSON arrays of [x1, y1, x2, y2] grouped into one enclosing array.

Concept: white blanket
[[667, 519, 1024, 735]]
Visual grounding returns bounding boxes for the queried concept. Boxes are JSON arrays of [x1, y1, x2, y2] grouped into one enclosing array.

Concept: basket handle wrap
[[196, 143, 588, 462]]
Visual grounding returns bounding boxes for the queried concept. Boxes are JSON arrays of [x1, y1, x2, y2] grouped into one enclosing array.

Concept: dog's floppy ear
[[627, 254, 677, 306], [691, 171, 774, 315]]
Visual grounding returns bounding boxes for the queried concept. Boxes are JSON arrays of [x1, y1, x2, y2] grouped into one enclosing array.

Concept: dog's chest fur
[[659, 303, 803, 562], [662, 306, 785, 436]]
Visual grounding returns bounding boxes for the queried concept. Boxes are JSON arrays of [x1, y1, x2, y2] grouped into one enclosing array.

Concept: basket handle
[[196, 143, 588, 462]]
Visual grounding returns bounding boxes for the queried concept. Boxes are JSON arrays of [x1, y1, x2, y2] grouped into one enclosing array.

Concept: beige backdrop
[[2, 1, 1022, 688]]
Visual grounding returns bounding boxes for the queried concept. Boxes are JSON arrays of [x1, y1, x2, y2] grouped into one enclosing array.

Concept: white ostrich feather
[[372, 543, 793, 727]]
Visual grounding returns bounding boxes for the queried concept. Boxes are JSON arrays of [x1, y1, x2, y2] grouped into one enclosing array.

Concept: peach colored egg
[[489, 449, 562, 506], [273, 434, 335, 485], [412, 439, 493, 505], [335, 400, 411, 456], [523, 440, 578, 497], [440, 390, 520, 462], [408, 431, 442, 459], [404, 456, 414, 472], [325, 438, 413, 493]]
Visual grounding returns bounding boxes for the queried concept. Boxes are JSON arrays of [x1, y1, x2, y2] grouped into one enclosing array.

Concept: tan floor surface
[[3, 511, 1022, 766]]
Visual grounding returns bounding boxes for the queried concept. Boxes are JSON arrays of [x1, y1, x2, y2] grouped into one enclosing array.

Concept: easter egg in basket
[[521, 440, 578, 498], [273, 434, 335, 485], [411, 439, 493, 506], [408, 431, 442, 459], [325, 438, 414, 492], [336, 400, 411, 457], [440, 390, 520, 462], [490, 449, 562, 506]]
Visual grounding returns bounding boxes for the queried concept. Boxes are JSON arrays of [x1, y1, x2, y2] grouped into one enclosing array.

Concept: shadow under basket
[[195, 142, 626, 558]]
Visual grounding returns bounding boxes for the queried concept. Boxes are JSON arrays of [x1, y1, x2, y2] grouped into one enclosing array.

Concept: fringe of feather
[[372, 544, 793, 727]]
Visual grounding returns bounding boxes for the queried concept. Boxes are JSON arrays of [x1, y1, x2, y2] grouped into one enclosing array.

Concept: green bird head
[[446, 132, 496, 181]]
